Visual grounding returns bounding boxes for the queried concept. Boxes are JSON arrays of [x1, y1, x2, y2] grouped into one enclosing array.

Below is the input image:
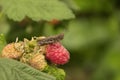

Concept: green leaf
[[43, 66, 65, 80], [61, 0, 80, 11], [0, 58, 56, 80], [0, 34, 6, 53], [0, 0, 75, 21]]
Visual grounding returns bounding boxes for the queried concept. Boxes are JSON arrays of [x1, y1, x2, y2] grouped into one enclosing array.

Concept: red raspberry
[[46, 42, 70, 65]]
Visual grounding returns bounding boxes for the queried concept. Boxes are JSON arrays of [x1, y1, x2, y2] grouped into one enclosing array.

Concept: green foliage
[[0, 0, 120, 80], [0, 0, 75, 21], [0, 34, 6, 53], [53, 18, 110, 51], [0, 58, 56, 80], [61, 0, 80, 11], [6, 22, 45, 42], [92, 37, 120, 80], [43, 66, 66, 80], [73, 0, 113, 12], [0, 16, 10, 35]]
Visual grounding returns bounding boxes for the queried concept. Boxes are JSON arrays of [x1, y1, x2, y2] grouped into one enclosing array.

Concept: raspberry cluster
[[1, 34, 70, 71]]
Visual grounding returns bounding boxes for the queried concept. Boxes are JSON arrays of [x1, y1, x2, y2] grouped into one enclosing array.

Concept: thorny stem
[[38, 33, 64, 46]]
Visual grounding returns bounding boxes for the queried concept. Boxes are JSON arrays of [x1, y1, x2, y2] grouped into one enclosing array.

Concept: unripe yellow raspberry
[[1, 43, 24, 59], [29, 53, 47, 71]]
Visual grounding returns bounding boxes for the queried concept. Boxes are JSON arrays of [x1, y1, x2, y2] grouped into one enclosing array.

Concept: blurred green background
[[0, 0, 120, 80]]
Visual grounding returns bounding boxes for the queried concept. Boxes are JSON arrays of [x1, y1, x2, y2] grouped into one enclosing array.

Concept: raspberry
[[1, 43, 23, 59], [46, 42, 70, 65], [29, 53, 47, 71]]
